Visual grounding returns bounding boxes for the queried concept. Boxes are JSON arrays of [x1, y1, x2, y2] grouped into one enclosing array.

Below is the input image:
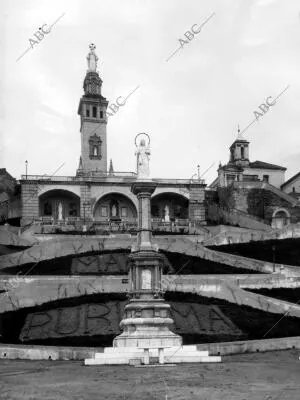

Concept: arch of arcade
[[21, 178, 206, 229]]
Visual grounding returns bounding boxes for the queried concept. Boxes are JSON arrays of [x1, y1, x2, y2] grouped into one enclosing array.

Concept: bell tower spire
[[77, 44, 109, 175]]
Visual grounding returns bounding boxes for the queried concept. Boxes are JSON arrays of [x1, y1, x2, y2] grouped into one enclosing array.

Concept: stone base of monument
[[84, 345, 222, 366], [113, 319, 182, 348]]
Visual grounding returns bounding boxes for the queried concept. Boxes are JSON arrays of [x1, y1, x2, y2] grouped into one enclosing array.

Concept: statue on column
[[135, 134, 150, 179], [87, 43, 98, 72]]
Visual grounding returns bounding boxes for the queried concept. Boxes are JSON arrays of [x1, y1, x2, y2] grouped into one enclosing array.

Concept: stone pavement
[[0, 350, 299, 399]]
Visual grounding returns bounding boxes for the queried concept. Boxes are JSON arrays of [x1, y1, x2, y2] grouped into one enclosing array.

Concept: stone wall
[[80, 184, 92, 220], [189, 185, 206, 224], [197, 336, 300, 356], [233, 189, 248, 212], [0, 197, 21, 222], [234, 188, 300, 223], [207, 203, 271, 231], [203, 223, 300, 246], [18, 301, 242, 343], [209, 186, 300, 226], [1, 335, 300, 360], [21, 183, 39, 225]]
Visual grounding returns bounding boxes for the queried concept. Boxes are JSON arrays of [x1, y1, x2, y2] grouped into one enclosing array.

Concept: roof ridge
[[249, 160, 286, 170]]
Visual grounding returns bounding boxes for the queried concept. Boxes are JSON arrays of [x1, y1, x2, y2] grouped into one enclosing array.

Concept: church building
[[20, 45, 206, 231], [210, 129, 286, 189], [209, 129, 299, 229]]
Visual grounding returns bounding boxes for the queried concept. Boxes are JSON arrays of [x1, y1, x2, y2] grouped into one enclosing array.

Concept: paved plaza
[[0, 350, 299, 400]]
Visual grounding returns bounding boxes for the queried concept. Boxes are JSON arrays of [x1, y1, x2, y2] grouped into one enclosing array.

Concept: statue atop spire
[[87, 43, 98, 72]]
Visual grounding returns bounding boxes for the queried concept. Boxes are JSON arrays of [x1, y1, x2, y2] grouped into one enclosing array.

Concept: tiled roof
[[281, 172, 300, 189], [219, 163, 243, 171], [249, 160, 286, 171]]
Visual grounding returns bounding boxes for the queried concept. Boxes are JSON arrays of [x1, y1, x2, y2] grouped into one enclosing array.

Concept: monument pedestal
[[113, 250, 181, 348]]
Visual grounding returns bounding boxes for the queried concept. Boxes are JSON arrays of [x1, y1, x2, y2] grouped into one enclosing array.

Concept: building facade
[[20, 45, 206, 230], [207, 129, 300, 229], [0, 168, 21, 224], [210, 130, 286, 189], [281, 172, 300, 200]]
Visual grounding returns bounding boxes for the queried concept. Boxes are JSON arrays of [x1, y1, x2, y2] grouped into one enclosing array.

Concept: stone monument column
[[113, 134, 182, 348], [134, 182, 155, 249]]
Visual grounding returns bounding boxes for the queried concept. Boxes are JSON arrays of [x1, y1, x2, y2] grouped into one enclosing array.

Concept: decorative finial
[[109, 159, 114, 175], [87, 43, 98, 72]]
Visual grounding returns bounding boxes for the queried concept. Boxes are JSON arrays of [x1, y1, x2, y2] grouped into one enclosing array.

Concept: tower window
[[241, 146, 244, 159], [89, 134, 102, 159], [100, 110, 103, 118], [86, 108, 90, 117], [93, 106, 97, 118]]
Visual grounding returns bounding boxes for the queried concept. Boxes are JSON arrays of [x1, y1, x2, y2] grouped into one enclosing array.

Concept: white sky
[[1, 0, 300, 185]]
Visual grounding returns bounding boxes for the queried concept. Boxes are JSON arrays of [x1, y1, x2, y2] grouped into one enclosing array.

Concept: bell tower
[[77, 44, 109, 174], [229, 126, 250, 167]]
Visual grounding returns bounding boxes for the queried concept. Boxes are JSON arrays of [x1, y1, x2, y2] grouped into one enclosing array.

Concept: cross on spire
[[236, 124, 244, 140]]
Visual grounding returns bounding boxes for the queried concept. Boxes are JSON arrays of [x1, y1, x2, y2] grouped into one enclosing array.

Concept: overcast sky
[[1, 0, 300, 185]]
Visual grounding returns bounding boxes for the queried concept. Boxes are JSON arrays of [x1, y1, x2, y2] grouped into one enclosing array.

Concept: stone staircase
[[84, 345, 221, 366], [207, 203, 272, 231], [261, 182, 298, 206]]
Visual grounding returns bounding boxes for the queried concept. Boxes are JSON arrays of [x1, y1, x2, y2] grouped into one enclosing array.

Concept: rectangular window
[[263, 175, 269, 183], [100, 110, 103, 118], [121, 207, 128, 217], [86, 108, 90, 117], [93, 106, 97, 118], [101, 207, 108, 217]]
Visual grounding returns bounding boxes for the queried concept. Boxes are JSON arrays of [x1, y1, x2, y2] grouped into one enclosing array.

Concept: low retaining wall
[[1, 336, 300, 360], [34, 234, 133, 242], [197, 336, 300, 356], [0, 343, 103, 360]]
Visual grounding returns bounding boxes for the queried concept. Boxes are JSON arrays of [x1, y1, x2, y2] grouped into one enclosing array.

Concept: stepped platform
[[84, 345, 221, 366]]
